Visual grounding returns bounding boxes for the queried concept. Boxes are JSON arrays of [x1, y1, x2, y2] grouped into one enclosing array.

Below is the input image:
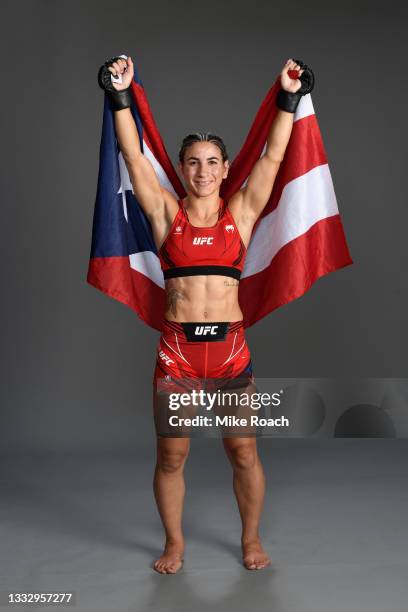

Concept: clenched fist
[[276, 58, 315, 113], [280, 58, 305, 93], [97, 54, 134, 112], [106, 56, 134, 91]]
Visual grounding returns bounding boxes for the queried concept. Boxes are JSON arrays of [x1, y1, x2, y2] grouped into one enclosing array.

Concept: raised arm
[[97, 56, 172, 222], [232, 58, 314, 222], [114, 106, 164, 217], [241, 106, 294, 215]]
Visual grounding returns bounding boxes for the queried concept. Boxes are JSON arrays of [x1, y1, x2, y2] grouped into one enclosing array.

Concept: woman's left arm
[[236, 58, 313, 221]]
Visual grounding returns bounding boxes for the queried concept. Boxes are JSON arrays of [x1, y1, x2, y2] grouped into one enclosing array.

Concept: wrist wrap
[[276, 59, 315, 113], [97, 56, 133, 111]]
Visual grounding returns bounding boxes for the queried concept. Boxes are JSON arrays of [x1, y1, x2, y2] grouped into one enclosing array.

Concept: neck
[[183, 194, 221, 219]]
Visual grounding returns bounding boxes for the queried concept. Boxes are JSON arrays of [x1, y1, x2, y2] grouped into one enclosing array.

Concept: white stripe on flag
[[242, 164, 339, 278], [294, 93, 315, 122], [118, 152, 132, 221], [143, 141, 178, 195], [118, 152, 133, 193], [129, 251, 165, 288]]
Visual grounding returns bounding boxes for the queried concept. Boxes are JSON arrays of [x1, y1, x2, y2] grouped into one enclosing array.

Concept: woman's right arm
[[100, 56, 169, 221], [114, 107, 164, 218]]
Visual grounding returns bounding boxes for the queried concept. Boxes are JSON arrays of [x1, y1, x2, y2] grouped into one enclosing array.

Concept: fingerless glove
[[276, 59, 315, 113], [97, 56, 133, 111]]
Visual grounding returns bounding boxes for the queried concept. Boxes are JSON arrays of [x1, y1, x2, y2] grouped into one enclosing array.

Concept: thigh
[[213, 377, 259, 437], [153, 365, 200, 437]]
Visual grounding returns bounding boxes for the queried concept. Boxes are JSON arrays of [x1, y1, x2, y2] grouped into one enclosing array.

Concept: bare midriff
[[164, 275, 243, 322]]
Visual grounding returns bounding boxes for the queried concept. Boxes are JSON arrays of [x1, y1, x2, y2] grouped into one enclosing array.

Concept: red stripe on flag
[[87, 257, 166, 331], [261, 115, 328, 218], [239, 215, 353, 327]]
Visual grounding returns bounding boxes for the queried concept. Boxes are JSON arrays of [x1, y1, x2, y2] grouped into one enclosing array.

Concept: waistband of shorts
[[163, 319, 244, 340]]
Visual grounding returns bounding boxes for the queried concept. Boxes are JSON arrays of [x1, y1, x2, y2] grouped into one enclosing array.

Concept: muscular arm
[[113, 106, 180, 250], [114, 107, 141, 160], [114, 108, 164, 217], [265, 108, 294, 163], [98, 55, 179, 246], [239, 109, 293, 220], [232, 58, 309, 223]]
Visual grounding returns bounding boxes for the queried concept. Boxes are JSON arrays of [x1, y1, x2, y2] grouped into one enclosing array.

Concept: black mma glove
[[276, 59, 315, 113], [97, 56, 133, 111]]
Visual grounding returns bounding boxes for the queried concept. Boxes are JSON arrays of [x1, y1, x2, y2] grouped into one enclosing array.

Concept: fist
[[107, 56, 134, 91], [280, 58, 304, 93]]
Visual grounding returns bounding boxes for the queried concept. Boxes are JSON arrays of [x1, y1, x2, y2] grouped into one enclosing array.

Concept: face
[[178, 141, 229, 197]]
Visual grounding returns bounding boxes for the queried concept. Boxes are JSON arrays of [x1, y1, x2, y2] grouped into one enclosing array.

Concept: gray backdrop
[[1, 0, 407, 452]]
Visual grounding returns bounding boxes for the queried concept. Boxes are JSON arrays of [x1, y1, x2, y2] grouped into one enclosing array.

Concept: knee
[[157, 448, 189, 474], [228, 445, 257, 470]]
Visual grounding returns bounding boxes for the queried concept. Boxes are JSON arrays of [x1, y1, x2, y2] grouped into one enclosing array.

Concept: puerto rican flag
[[87, 62, 353, 331]]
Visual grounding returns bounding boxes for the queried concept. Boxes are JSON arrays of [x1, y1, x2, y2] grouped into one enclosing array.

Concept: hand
[[97, 55, 134, 111], [107, 56, 134, 91], [280, 58, 304, 93]]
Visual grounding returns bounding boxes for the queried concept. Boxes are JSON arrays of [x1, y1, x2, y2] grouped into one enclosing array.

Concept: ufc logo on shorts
[[193, 236, 214, 245], [159, 350, 174, 365], [194, 325, 219, 336]]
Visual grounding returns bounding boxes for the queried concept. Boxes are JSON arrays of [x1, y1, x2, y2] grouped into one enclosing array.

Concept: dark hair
[[178, 132, 228, 164]]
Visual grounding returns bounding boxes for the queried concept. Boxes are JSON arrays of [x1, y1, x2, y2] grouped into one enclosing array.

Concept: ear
[[223, 160, 230, 178]]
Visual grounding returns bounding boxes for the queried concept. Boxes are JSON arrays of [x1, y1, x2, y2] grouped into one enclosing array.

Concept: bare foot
[[242, 537, 271, 570], [153, 540, 184, 574]]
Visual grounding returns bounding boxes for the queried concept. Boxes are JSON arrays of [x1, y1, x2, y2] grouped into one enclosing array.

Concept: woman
[[97, 55, 311, 573]]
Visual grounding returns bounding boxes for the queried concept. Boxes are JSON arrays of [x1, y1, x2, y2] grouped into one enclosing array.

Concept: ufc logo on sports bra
[[192, 236, 214, 245], [194, 325, 219, 336]]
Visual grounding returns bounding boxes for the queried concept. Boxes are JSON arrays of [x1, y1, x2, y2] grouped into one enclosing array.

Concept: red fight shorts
[[153, 320, 254, 390]]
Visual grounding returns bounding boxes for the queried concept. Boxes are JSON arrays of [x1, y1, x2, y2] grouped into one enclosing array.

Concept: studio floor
[[1, 439, 407, 612]]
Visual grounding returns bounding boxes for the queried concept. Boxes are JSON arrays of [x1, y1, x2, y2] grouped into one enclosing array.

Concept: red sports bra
[[158, 198, 247, 280]]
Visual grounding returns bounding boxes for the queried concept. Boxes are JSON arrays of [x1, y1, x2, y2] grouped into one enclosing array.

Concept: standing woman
[[97, 55, 313, 573]]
